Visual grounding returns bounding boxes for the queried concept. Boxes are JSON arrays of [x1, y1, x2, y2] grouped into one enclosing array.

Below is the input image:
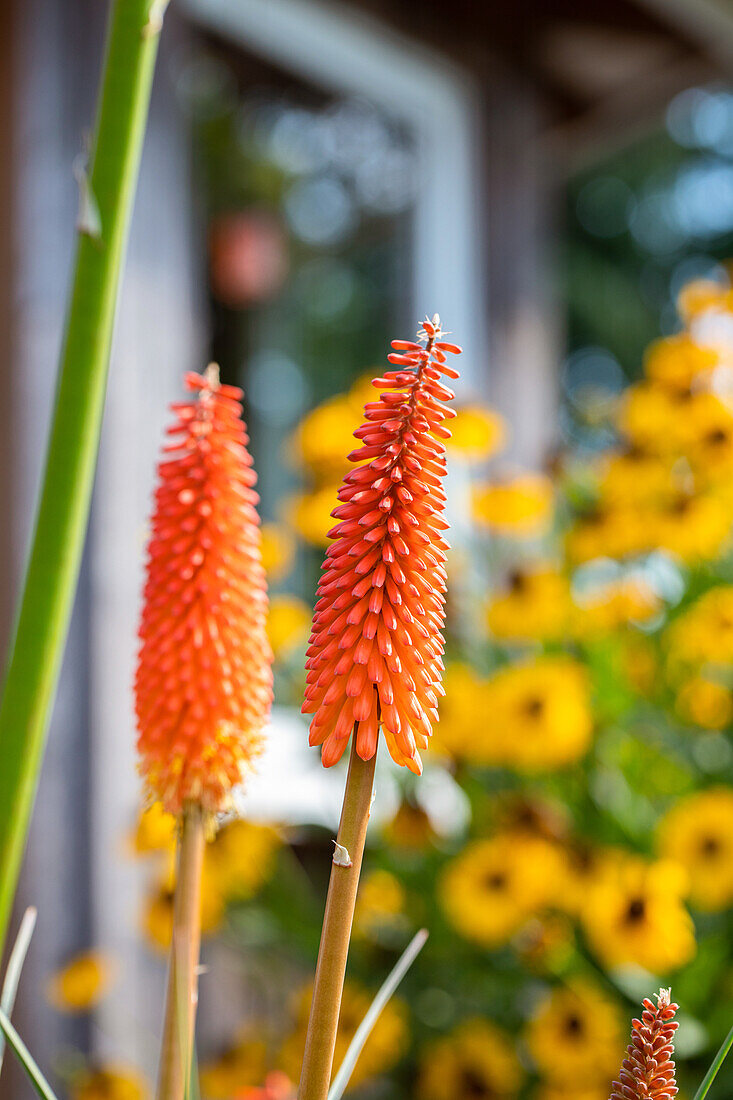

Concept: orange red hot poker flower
[[303, 316, 460, 773], [135, 366, 273, 815], [610, 989, 679, 1100]]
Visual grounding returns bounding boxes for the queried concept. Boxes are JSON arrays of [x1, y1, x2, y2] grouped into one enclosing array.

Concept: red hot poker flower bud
[[302, 316, 460, 773], [135, 366, 273, 814], [610, 988, 679, 1100]]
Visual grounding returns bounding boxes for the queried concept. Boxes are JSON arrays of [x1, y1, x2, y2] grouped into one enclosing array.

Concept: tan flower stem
[[157, 803, 206, 1100], [298, 735, 377, 1100]]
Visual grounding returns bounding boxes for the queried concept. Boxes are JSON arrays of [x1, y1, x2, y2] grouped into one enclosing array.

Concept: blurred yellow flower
[[526, 979, 623, 1085], [581, 855, 695, 972], [260, 523, 296, 581], [617, 382, 689, 455], [354, 869, 407, 940], [644, 333, 718, 391], [131, 802, 176, 855], [207, 819, 281, 901], [288, 395, 355, 477], [487, 566, 571, 642], [267, 595, 311, 658], [652, 491, 733, 562], [597, 448, 675, 508], [676, 277, 732, 322], [71, 1066, 148, 1100], [431, 663, 491, 762], [675, 675, 733, 729], [279, 981, 407, 1090], [556, 844, 623, 919], [447, 405, 507, 460], [682, 392, 733, 481], [666, 586, 733, 669], [47, 951, 114, 1013], [566, 506, 649, 563], [142, 868, 226, 952], [535, 1085, 613, 1100], [200, 1034, 269, 1100], [572, 577, 660, 636], [286, 485, 338, 547], [472, 474, 553, 536], [439, 833, 564, 947], [381, 799, 435, 851], [480, 657, 593, 771], [417, 1019, 523, 1100], [141, 888, 175, 952], [657, 788, 733, 911]]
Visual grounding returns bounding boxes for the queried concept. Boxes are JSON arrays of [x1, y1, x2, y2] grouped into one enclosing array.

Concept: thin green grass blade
[[693, 1022, 733, 1100], [327, 929, 428, 1100], [0, 906, 37, 1074], [0, 0, 167, 955], [0, 1005, 59, 1100]]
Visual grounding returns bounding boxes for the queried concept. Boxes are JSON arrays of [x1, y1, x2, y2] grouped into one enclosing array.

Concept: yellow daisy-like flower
[[267, 594, 312, 658], [581, 855, 695, 973], [289, 394, 357, 478], [260, 523, 296, 581], [565, 506, 649, 564], [447, 405, 507, 460], [487, 566, 571, 642], [616, 381, 690, 455], [572, 577, 660, 636], [597, 448, 676, 508], [71, 1066, 149, 1100], [431, 663, 491, 762], [381, 799, 435, 851], [651, 490, 733, 563], [207, 819, 281, 901], [439, 833, 564, 947], [286, 485, 339, 547], [472, 474, 553, 537], [199, 1034, 269, 1100], [354, 869, 407, 940], [666, 586, 733, 669], [643, 333, 718, 391], [417, 1019, 523, 1100], [681, 392, 733, 481], [279, 981, 407, 1090], [675, 675, 733, 729], [130, 803, 176, 855], [657, 788, 733, 911], [47, 951, 114, 1013], [479, 657, 593, 771], [525, 979, 623, 1085]]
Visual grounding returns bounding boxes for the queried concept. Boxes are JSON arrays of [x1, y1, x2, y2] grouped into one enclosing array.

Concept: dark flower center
[[484, 871, 507, 892], [700, 835, 721, 857], [459, 1069, 494, 1098], [625, 897, 646, 923], [564, 1013, 583, 1037], [524, 695, 545, 719]]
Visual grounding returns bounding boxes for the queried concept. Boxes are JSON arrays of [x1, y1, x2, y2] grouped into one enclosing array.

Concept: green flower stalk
[[0, 0, 167, 954]]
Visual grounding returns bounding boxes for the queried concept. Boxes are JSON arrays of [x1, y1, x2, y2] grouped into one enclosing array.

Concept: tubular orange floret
[[610, 989, 679, 1100], [135, 365, 273, 814], [302, 315, 461, 774]]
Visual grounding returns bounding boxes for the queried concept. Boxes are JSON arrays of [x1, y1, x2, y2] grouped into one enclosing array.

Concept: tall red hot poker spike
[[609, 989, 679, 1100], [302, 316, 460, 772], [135, 365, 273, 815]]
